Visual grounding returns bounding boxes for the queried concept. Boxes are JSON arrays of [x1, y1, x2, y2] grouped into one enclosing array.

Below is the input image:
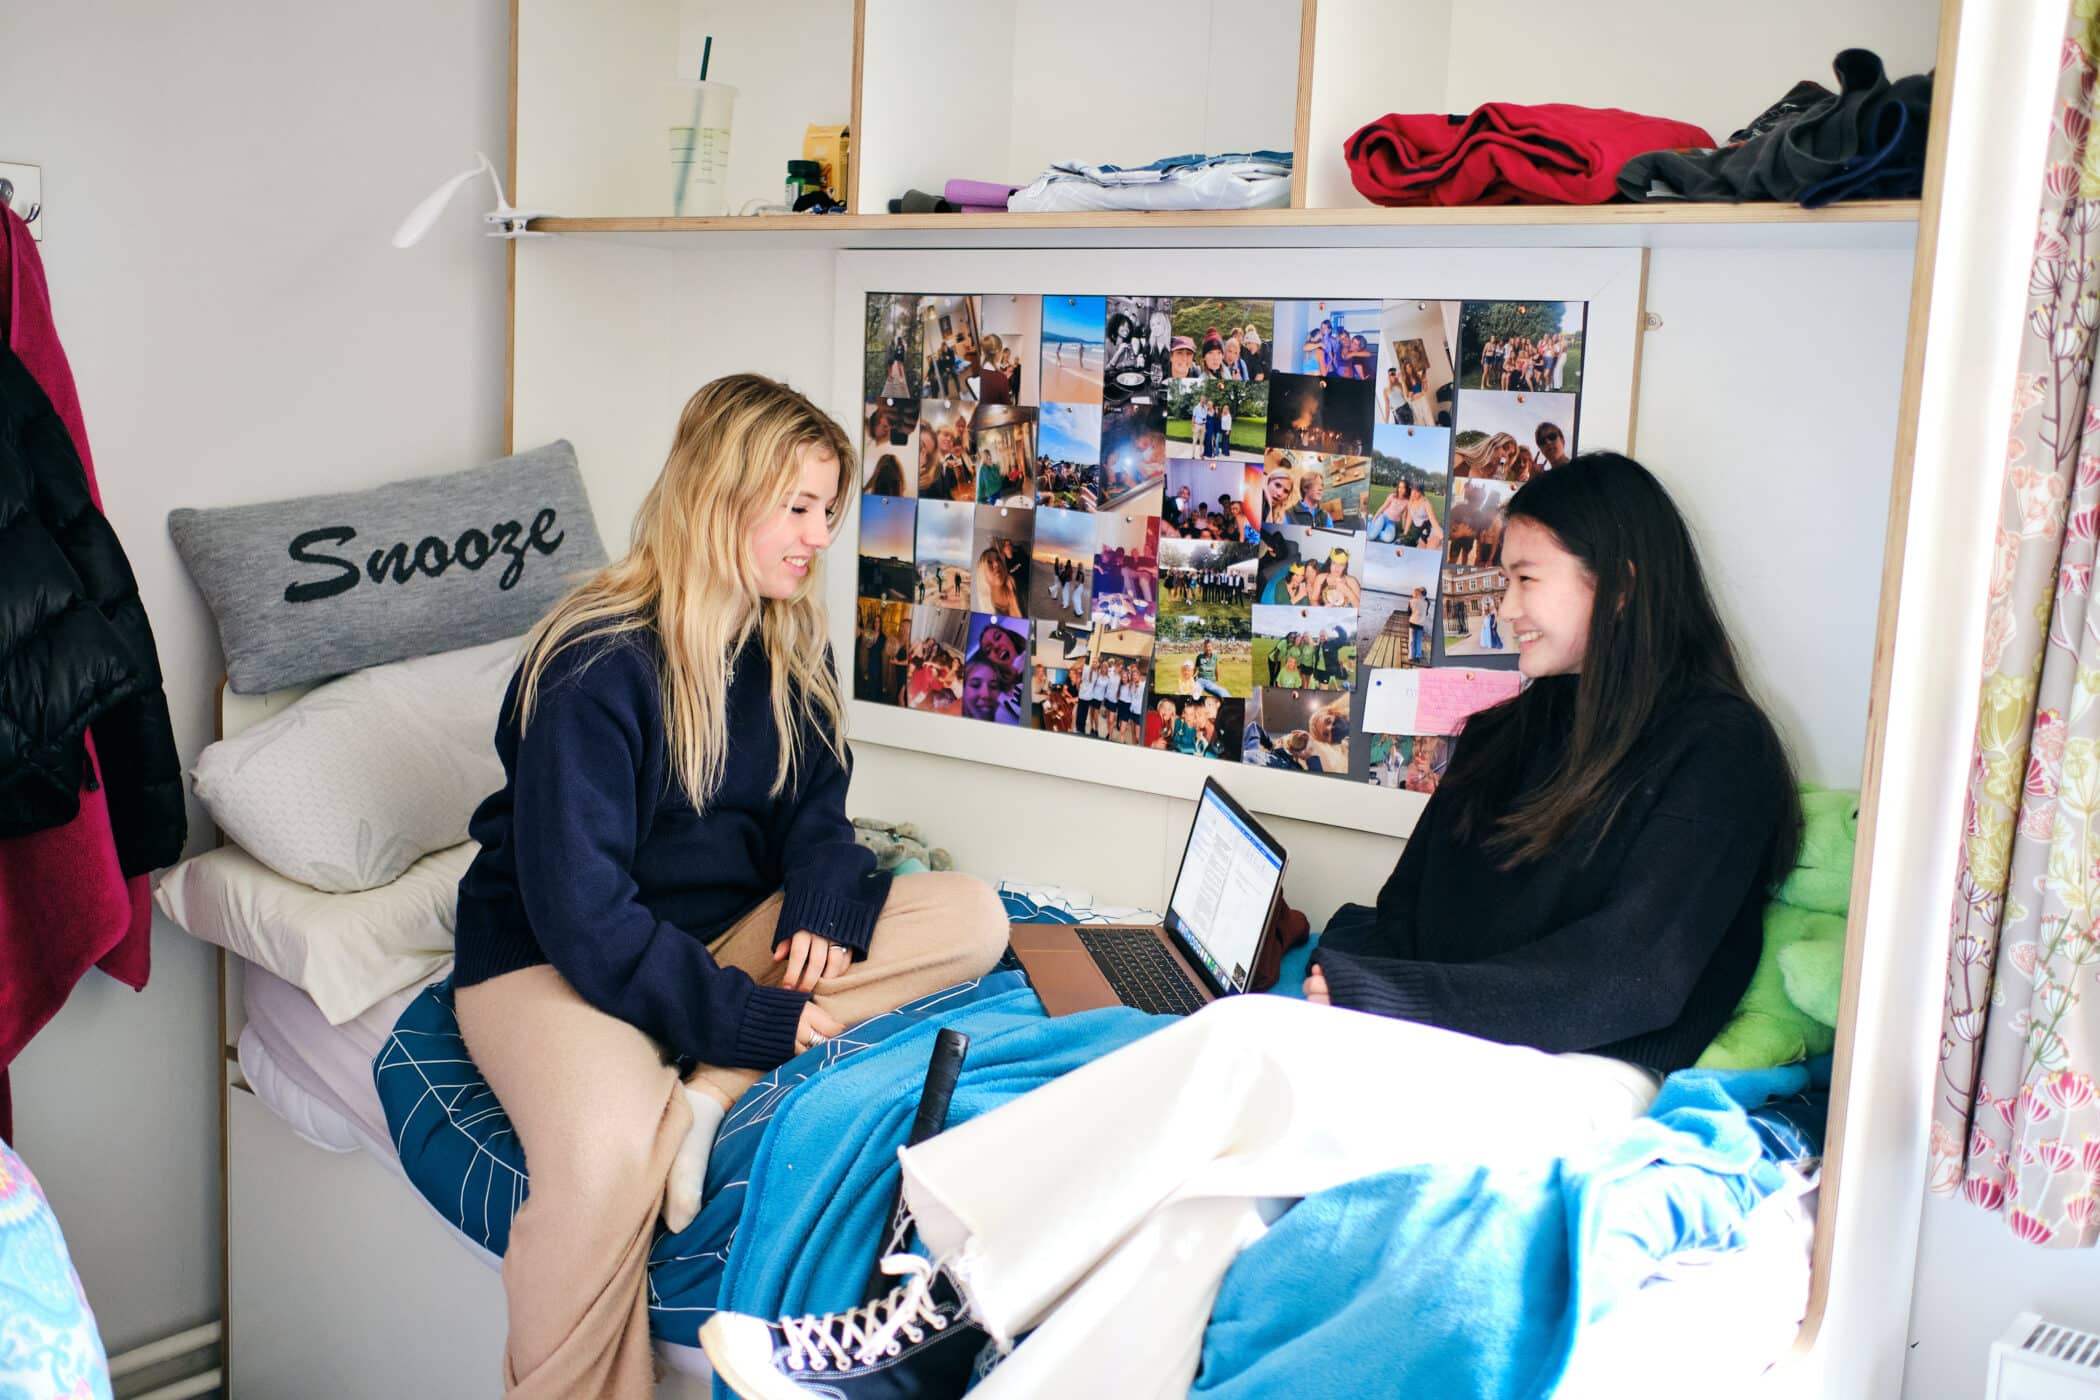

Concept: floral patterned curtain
[[1929, 5, 2100, 1249]]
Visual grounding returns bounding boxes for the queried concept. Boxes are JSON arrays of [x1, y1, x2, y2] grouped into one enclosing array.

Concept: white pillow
[[191, 637, 520, 892], [154, 842, 472, 1024]]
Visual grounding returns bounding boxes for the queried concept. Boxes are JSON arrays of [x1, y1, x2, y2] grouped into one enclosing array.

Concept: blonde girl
[[1260, 456, 1299, 526], [450, 374, 1007, 1400], [975, 544, 1022, 617]]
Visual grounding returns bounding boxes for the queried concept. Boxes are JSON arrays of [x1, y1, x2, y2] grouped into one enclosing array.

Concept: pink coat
[[0, 205, 152, 1141]]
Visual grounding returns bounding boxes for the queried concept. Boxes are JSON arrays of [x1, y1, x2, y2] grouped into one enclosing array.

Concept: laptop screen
[[1167, 783, 1285, 994]]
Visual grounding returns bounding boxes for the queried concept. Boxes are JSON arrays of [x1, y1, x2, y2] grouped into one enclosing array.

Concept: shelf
[[522, 201, 1923, 253], [532, 200, 1921, 234]]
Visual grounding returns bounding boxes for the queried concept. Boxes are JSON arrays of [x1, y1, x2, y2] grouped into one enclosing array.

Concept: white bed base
[[211, 678, 1817, 1399], [214, 679, 710, 1398]]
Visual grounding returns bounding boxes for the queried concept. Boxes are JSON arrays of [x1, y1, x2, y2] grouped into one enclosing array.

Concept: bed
[[192, 676, 1825, 1400]]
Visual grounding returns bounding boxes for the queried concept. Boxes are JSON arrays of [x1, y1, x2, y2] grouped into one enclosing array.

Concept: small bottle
[[786, 159, 824, 207]]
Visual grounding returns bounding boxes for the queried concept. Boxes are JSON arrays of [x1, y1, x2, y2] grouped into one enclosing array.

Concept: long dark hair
[[1441, 452, 1802, 888]]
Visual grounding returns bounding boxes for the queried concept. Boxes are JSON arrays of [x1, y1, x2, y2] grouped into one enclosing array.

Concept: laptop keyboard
[[1075, 927, 1208, 1016]]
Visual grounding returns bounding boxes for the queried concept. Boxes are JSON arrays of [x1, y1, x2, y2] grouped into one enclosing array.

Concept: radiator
[[105, 1320, 222, 1400], [1988, 1313, 2100, 1400]]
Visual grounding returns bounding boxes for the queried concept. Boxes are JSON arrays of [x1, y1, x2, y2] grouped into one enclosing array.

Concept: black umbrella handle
[[864, 1028, 970, 1300]]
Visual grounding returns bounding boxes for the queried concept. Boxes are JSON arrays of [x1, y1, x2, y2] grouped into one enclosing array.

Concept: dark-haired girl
[[704, 451, 1801, 1398]]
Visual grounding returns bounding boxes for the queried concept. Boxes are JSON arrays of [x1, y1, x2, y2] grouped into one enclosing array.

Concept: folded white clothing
[[1010, 153, 1292, 213]]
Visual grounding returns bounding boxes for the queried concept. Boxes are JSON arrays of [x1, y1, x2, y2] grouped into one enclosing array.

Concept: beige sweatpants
[[455, 871, 1010, 1400]]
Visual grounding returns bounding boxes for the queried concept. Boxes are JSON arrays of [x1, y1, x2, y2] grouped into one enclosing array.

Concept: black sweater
[[452, 630, 891, 1071], [1313, 691, 1783, 1072]]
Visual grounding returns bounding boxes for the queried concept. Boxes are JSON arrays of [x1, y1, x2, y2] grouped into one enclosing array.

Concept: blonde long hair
[[514, 373, 856, 809]]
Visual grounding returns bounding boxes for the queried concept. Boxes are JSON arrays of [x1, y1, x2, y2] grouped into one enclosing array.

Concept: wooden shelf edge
[[530, 200, 1920, 235]]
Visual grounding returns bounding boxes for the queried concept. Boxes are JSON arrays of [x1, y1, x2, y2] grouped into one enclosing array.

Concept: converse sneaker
[[700, 1253, 988, 1399]]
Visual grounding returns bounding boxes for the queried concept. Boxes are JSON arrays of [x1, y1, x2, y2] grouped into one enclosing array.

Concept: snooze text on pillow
[[283, 508, 569, 603]]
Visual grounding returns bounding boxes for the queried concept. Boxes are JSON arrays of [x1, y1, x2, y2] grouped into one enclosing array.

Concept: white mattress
[[236, 966, 1811, 1391], [238, 961, 439, 1157], [236, 964, 718, 1383]]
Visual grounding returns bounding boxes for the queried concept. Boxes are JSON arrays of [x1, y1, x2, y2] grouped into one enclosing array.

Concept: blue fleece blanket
[[1192, 1065, 1815, 1400], [712, 992, 1165, 1320]]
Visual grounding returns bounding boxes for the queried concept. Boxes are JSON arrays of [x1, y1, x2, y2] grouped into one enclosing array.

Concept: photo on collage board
[[1456, 300, 1584, 398], [1103, 295, 1175, 405], [1098, 399, 1168, 512], [919, 295, 983, 402], [1265, 373, 1374, 457], [912, 498, 974, 609], [1273, 299, 1382, 381], [1377, 300, 1458, 428], [1253, 604, 1357, 693], [1444, 476, 1517, 571], [971, 503, 1034, 618], [1147, 692, 1242, 761], [1090, 513, 1159, 634], [1169, 297, 1274, 382], [1041, 295, 1106, 405], [1441, 564, 1513, 660], [1165, 376, 1269, 461], [853, 597, 913, 707], [917, 399, 976, 502], [1453, 391, 1576, 484], [905, 604, 970, 715], [857, 493, 917, 602], [962, 613, 1030, 726], [1155, 538, 1257, 699], [1079, 625, 1155, 747], [1035, 401, 1103, 510], [971, 402, 1038, 505], [1256, 523, 1363, 611], [863, 397, 921, 496], [976, 294, 1041, 406], [1031, 506, 1096, 626], [1163, 456, 1260, 542], [1246, 685, 1354, 779], [1366, 733, 1450, 794], [1258, 450, 1367, 532], [1362, 543, 1442, 670], [865, 294, 924, 400], [1368, 423, 1451, 549], [1031, 623, 1091, 734]]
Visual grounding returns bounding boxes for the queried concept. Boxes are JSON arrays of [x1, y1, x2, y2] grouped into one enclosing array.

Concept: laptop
[[1010, 778, 1287, 1017]]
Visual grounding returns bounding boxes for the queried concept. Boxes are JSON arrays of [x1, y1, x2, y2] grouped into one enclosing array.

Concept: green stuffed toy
[[851, 817, 953, 874], [1694, 784, 1857, 1070]]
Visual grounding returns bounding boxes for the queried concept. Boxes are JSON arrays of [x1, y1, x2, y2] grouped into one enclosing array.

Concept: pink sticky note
[[1415, 669, 1523, 735]]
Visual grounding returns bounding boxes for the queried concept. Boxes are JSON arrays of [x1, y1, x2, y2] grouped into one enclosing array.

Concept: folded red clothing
[[1345, 102, 1714, 206]]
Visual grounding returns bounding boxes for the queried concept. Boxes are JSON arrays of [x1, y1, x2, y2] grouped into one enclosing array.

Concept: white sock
[[664, 1087, 727, 1235]]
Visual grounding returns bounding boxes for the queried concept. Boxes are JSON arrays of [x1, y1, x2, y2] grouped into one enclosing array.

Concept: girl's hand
[[1304, 966, 1331, 1005], [775, 931, 850, 992], [795, 1001, 845, 1053]]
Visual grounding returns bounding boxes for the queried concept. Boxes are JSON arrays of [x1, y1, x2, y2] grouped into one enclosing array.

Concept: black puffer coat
[[0, 344, 184, 872]]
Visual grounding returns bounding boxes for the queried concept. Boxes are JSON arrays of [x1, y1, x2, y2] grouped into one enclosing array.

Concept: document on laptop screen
[[1169, 789, 1283, 992]]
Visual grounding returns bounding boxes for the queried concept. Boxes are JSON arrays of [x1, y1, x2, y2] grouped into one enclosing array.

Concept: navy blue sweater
[[453, 630, 891, 1071], [1314, 691, 1783, 1073]]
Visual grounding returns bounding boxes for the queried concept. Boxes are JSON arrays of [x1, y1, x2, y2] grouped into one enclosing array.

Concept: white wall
[[0, 0, 509, 1355], [1005, 1, 1301, 187]]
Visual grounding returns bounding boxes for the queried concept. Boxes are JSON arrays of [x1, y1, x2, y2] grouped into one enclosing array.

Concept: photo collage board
[[854, 292, 1586, 795]]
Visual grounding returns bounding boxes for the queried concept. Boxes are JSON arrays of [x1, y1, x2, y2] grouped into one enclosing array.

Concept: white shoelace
[[777, 1254, 949, 1372]]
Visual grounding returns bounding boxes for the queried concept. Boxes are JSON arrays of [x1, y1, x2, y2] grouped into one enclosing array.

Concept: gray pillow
[[170, 440, 608, 694]]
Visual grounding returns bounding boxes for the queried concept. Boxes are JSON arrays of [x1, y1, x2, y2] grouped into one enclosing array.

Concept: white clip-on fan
[[391, 151, 552, 247]]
